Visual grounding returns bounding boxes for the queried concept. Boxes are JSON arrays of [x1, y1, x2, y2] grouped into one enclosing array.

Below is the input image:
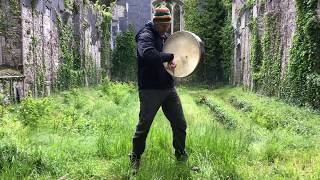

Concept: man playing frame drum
[[129, 5, 203, 172]]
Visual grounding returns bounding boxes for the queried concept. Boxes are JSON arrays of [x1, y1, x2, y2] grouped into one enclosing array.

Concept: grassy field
[[0, 81, 319, 179]]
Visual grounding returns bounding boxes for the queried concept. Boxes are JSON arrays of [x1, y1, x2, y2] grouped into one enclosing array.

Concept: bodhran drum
[[163, 31, 204, 78]]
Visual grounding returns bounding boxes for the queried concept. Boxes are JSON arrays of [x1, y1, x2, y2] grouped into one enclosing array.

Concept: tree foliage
[[184, 0, 231, 84], [111, 26, 137, 82]]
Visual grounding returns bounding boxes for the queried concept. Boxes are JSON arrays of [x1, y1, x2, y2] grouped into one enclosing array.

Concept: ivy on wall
[[249, 18, 263, 90], [9, 0, 20, 16], [55, 0, 113, 90], [0, 11, 5, 36], [259, 12, 282, 96], [245, 0, 319, 109], [30, 35, 46, 96], [1, 0, 23, 69], [0, 0, 113, 100], [0, 0, 21, 47], [64, 0, 75, 11], [57, 18, 85, 90], [282, 0, 320, 109], [36, 66, 45, 96], [95, 0, 113, 79]]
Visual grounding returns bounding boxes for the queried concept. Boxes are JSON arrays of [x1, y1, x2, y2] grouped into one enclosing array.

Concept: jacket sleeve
[[137, 32, 174, 66]]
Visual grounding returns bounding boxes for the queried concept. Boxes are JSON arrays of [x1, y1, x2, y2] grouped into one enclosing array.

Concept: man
[[129, 6, 188, 170]]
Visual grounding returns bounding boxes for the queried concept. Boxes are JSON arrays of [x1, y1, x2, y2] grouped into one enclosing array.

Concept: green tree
[[111, 26, 137, 82], [220, 17, 234, 83], [185, 0, 227, 83]]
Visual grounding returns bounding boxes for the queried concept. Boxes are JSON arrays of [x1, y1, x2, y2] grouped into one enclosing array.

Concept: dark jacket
[[136, 21, 174, 90]]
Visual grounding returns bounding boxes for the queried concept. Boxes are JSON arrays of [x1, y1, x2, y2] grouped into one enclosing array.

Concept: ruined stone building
[[0, 0, 186, 103], [232, 0, 320, 90], [111, 0, 185, 48], [0, 0, 106, 102]]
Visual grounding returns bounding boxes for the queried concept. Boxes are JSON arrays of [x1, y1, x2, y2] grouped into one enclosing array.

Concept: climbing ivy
[[95, 0, 112, 79], [259, 13, 282, 96], [36, 67, 45, 96], [246, 0, 320, 109], [1, 0, 21, 36], [30, 36, 46, 96], [239, 0, 266, 14], [94, 0, 113, 17], [94, 0, 116, 7], [0, 12, 5, 36], [246, 0, 257, 9], [31, 36, 40, 54], [57, 0, 113, 90], [57, 18, 85, 90], [64, 0, 75, 11], [249, 18, 263, 90], [9, 0, 20, 16], [84, 54, 98, 86], [282, 0, 320, 109], [248, 12, 282, 96], [222, 0, 232, 10]]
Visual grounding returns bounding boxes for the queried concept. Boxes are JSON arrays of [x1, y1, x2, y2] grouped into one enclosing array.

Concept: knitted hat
[[153, 6, 172, 24]]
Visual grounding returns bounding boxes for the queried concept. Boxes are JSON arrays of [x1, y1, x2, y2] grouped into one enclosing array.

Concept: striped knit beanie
[[153, 6, 172, 24]]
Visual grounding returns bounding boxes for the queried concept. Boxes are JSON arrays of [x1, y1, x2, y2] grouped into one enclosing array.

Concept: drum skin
[[163, 31, 204, 78]]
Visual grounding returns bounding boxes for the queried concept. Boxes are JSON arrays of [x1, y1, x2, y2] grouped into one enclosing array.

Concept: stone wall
[[0, 0, 24, 103], [111, 0, 185, 48], [0, 0, 23, 69], [111, 0, 152, 48], [232, 0, 298, 89], [0, 0, 108, 102], [232, 0, 320, 108], [114, 0, 152, 32]]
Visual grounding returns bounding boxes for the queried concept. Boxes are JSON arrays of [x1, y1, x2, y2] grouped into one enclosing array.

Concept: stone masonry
[[232, 0, 319, 89], [0, 0, 105, 102], [111, 0, 185, 48]]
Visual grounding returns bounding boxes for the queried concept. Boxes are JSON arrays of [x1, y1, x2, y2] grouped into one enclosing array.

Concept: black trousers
[[132, 88, 187, 158]]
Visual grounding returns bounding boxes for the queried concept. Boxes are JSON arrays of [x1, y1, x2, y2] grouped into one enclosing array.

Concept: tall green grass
[[0, 83, 319, 179]]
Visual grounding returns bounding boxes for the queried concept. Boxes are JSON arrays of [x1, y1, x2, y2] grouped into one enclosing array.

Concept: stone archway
[[151, 0, 185, 34]]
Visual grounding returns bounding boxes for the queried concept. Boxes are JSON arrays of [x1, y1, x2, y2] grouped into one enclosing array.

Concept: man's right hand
[[160, 53, 174, 63], [168, 59, 177, 71]]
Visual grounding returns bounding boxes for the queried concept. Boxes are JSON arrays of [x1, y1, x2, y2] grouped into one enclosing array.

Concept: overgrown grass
[[0, 83, 319, 179]]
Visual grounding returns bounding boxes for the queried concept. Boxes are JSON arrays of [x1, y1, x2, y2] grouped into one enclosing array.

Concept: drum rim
[[163, 31, 203, 78]]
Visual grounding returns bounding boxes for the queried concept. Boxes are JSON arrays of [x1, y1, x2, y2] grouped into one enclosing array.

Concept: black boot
[[129, 153, 140, 174], [175, 150, 188, 162]]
